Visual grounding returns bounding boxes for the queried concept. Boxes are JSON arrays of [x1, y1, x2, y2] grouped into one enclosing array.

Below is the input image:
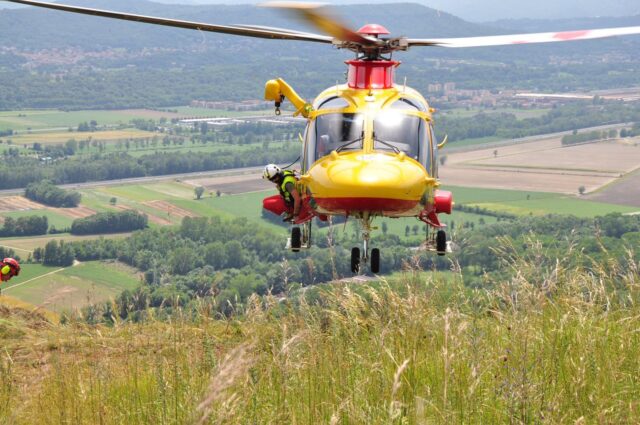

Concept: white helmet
[[263, 163, 282, 181]]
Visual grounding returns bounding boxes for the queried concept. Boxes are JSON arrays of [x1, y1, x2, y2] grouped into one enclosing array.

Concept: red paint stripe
[[553, 30, 590, 41], [314, 197, 417, 213]]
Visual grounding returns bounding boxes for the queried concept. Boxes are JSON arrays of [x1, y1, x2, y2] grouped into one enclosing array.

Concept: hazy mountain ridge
[[1, 1, 638, 57], [1, 1, 639, 108], [0, 0, 497, 51]]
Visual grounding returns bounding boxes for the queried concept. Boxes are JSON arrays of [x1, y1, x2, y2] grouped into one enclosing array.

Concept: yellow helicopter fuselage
[[301, 82, 437, 217]]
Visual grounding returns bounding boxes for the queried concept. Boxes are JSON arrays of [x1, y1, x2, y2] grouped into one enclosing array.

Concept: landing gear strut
[[351, 214, 381, 275], [423, 224, 448, 256], [288, 221, 312, 252]]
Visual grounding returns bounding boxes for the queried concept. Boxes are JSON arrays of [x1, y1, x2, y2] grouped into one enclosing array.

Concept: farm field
[[0, 261, 140, 312], [587, 168, 640, 207], [444, 136, 502, 149], [440, 136, 640, 194], [184, 172, 272, 194], [1, 163, 636, 249], [445, 185, 639, 217], [0, 233, 131, 253], [6, 128, 155, 145], [0, 209, 74, 229], [0, 109, 147, 131], [0, 107, 268, 132]]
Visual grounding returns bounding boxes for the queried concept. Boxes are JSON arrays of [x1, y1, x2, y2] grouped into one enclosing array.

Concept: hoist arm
[[264, 78, 313, 118]]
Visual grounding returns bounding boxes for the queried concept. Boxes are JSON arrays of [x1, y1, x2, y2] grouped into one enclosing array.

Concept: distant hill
[[134, 0, 640, 21], [0, 1, 495, 51], [421, 0, 640, 22], [2, 0, 639, 21], [1, 1, 639, 109]]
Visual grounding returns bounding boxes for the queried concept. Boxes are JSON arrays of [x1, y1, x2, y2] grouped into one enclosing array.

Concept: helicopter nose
[[307, 153, 430, 214]]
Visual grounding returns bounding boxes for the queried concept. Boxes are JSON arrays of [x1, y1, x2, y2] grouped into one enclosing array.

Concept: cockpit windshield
[[313, 113, 364, 159], [373, 111, 425, 160]]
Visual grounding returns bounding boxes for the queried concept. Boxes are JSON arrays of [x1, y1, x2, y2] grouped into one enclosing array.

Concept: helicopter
[[5, 0, 640, 274]]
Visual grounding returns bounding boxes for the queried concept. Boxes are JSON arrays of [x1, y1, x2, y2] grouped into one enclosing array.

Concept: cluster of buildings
[[190, 99, 271, 111], [426, 82, 511, 108]]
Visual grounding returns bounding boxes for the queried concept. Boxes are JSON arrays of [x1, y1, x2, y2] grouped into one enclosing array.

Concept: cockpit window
[[305, 113, 364, 168], [373, 111, 424, 160]]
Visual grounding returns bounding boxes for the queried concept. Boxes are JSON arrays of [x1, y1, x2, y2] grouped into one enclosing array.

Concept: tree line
[[0, 215, 48, 237], [24, 180, 81, 207], [561, 129, 617, 146], [0, 146, 299, 190], [70, 210, 148, 235], [436, 104, 640, 145]]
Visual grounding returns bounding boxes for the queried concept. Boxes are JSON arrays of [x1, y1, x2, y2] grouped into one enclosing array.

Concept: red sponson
[[346, 60, 399, 90], [314, 197, 416, 214], [434, 190, 453, 214]]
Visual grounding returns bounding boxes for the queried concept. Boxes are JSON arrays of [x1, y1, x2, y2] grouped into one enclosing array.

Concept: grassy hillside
[[1, 261, 140, 312], [1, 250, 638, 423]]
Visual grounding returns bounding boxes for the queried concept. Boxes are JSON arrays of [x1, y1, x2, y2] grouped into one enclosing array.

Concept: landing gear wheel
[[351, 247, 360, 273], [291, 227, 301, 252], [436, 230, 447, 256], [370, 248, 380, 274]]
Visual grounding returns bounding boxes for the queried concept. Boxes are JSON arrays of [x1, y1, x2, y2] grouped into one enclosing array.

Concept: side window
[[389, 97, 426, 112], [313, 96, 349, 110], [319, 97, 349, 109], [302, 124, 311, 172], [424, 124, 435, 177]]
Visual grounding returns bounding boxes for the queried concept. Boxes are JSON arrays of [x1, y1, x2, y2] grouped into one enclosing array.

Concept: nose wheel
[[351, 215, 381, 275]]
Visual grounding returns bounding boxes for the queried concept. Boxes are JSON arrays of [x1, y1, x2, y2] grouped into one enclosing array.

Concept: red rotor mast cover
[[346, 60, 399, 89]]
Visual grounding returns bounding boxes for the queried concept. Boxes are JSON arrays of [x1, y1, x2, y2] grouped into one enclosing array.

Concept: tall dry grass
[[1, 244, 639, 424]]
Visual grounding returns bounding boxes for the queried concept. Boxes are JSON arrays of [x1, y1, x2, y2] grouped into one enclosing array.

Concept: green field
[[0, 233, 131, 253], [443, 135, 503, 149], [1, 261, 140, 312], [2, 180, 635, 255], [0, 107, 280, 134], [177, 190, 499, 239], [6, 128, 156, 145], [0, 109, 152, 132], [1, 209, 73, 229], [446, 185, 639, 217]]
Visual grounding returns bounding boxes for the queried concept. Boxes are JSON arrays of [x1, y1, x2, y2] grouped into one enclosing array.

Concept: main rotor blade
[[2, 0, 333, 43], [408, 26, 640, 48], [263, 1, 382, 46]]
